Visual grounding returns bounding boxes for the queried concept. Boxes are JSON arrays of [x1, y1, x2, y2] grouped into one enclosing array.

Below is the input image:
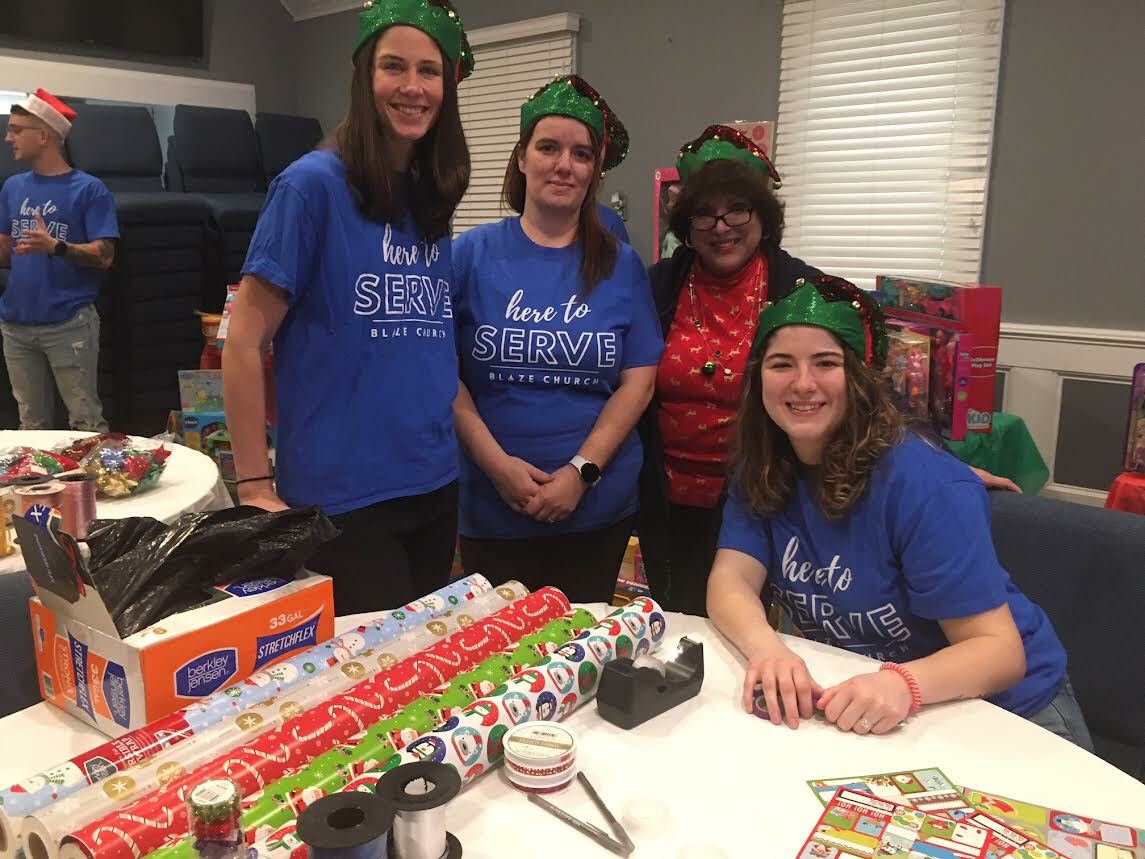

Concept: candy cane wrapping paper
[[0, 573, 492, 845], [250, 597, 666, 859], [23, 582, 531, 859], [147, 609, 599, 859], [57, 587, 571, 859]]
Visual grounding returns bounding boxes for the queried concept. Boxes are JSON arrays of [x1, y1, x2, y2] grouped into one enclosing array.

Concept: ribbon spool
[[56, 473, 97, 539], [297, 791, 395, 859], [15, 482, 65, 518], [376, 762, 462, 859]]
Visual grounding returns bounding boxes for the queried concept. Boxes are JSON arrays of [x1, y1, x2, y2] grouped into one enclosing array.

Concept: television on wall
[[0, 0, 205, 62]]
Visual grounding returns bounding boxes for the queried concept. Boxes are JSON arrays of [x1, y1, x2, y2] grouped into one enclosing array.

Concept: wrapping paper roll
[[250, 598, 666, 859], [0, 574, 493, 839], [23, 582, 531, 859], [149, 609, 598, 859], [59, 587, 571, 859]]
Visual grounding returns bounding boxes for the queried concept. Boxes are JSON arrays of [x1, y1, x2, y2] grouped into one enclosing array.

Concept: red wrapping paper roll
[[59, 587, 570, 859]]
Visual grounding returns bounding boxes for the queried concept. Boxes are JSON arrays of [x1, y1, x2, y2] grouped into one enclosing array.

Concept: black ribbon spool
[[376, 762, 463, 859], [297, 791, 395, 859]]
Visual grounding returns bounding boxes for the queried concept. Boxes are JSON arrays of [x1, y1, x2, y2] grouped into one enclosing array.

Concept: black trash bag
[[82, 505, 339, 637]]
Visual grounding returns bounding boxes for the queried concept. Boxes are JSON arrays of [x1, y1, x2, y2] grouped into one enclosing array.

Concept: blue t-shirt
[[0, 170, 119, 324], [596, 203, 630, 244], [453, 217, 662, 539], [242, 150, 458, 516], [718, 434, 1066, 716]]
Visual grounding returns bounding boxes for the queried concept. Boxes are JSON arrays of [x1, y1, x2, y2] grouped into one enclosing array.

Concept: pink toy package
[[875, 275, 1001, 440]]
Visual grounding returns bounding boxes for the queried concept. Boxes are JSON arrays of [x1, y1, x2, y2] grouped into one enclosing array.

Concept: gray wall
[[0, 0, 298, 115], [982, 0, 1145, 330], [293, 0, 784, 263], [293, 1, 1145, 330]]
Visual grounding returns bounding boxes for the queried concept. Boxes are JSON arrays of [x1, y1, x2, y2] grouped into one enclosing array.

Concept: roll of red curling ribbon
[[58, 473, 97, 539]]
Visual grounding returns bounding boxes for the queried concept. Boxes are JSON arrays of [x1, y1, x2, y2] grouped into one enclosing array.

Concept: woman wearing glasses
[[636, 125, 814, 615], [637, 125, 1018, 616]]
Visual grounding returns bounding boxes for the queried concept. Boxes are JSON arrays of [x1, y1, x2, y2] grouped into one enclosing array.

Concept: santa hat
[[14, 89, 77, 139]]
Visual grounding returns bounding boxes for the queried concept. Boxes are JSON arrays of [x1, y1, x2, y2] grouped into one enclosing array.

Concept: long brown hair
[[328, 15, 470, 242], [731, 338, 905, 521], [502, 119, 618, 297]]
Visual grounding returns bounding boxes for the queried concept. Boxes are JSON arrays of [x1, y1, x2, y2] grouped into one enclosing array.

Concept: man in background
[[0, 88, 117, 431]]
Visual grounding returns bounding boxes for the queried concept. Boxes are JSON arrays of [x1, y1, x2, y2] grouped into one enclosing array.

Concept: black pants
[[639, 502, 721, 616], [460, 515, 635, 605], [307, 481, 458, 616]]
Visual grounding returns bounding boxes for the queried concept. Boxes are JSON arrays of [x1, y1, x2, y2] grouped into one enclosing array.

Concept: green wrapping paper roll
[[248, 598, 665, 859], [148, 608, 598, 859], [21, 583, 532, 859]]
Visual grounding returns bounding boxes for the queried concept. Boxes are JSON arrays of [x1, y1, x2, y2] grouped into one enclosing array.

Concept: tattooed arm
[[63, 238, 116, 270]]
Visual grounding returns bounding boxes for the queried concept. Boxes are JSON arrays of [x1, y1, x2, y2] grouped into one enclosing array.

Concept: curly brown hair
[[731, 339, 905, 521], [668, 158, 784, 255]]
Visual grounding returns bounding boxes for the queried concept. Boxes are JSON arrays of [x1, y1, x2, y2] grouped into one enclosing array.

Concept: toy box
[[884, 327, 931, 418], [652, 167, 681, 263], [178, 369, 224, 414], [874, 275, 1002, 439], [14, 514, 334, 735], [1125, 363, 1145, 473]]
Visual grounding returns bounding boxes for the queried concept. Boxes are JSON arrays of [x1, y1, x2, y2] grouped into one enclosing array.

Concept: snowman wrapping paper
[[248, 597, 667, 859], [57, 587, 572, 859], [145, 609, 599, 859], [0, 574, 492, 834], [21, 581, 531, 859]]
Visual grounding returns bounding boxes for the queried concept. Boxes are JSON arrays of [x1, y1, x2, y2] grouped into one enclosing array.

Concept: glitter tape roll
[[15, 481, 64, 517], [503, 722, 577, 794], [375, 763, 461, 859], [57, 473, 97, 540], [186, 778, 243, 857], [297, 792, 392, 859], [0, 575, 495, 844]]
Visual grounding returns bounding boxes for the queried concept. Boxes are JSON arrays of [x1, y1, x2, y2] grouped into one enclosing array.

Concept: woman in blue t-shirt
[[222, 0, 473, 613], [452, 76, 663, 602], [708, 276, 1092, 747]]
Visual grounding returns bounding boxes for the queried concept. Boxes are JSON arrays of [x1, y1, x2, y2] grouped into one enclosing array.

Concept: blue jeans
[[1026, 677, 1094, 751], [0, 304, 107, 431]]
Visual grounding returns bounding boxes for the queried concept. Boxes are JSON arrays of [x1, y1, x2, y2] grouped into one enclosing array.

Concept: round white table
[[0, 430, 232, 575], [1, 606, 1141, 856]]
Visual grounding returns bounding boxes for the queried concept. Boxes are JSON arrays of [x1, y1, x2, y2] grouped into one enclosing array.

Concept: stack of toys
[[873, 275, 1002, 441]]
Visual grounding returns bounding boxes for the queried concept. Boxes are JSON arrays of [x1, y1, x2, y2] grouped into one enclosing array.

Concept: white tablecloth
[[0, 431, 232, 575], [1, 606, 1141, 857]]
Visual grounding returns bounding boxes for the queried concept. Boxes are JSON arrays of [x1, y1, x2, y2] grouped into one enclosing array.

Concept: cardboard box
[[15, 514, 334, 735], [182, 411, 228, 453], [874, 275, 1002, 439]]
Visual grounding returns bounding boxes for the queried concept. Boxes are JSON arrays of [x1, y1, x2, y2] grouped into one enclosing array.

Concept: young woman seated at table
[[706, 277, 1093, 748]]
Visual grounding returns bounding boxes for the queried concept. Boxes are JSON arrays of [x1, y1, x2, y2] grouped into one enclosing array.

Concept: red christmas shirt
[[656, 254, 768, 507]]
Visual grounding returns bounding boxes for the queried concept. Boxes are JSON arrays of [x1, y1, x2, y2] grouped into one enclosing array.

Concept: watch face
[[580, 462, 601, 484]]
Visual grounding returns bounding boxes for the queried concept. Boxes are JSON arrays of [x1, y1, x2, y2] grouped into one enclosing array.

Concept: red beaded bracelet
[[881, 662, 922, 715]]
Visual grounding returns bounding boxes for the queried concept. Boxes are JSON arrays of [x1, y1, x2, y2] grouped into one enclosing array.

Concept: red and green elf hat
[[676, 124, 781, 187], [752, 276, 889, 369], [520, 75, 630, 174], [355, 0, 475, 82]]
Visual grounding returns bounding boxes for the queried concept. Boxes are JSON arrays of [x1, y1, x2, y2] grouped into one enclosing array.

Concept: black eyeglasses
[[689, 207, 754, 231]]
